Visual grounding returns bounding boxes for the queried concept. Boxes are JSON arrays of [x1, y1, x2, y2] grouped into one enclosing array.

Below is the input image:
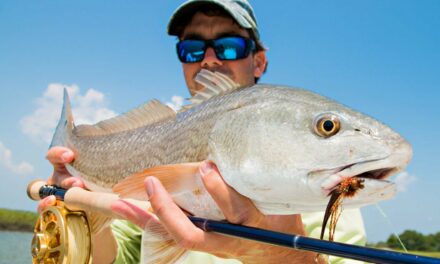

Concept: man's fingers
[[46, 147, 75, 185], [199, 161, 263, 226], [46, 146, 74, 170], [146, 177, 203, 248], [37, 195, 56, 213], [146, 176, 236, 253], [111, 200, 157, 229], [60, 177, 85, 189]]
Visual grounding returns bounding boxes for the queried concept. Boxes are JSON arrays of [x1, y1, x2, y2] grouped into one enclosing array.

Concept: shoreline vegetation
[[0, 208, 38, 232], [367, 229, 440, 256]]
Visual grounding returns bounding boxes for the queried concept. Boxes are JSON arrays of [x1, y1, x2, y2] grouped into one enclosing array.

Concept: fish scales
[[66, 86, 263, 188], [48, 70, 413, 264], [53, 70, 411, 215]]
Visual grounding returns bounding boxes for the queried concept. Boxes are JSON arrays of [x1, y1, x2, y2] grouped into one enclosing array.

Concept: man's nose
[[201, 47, 223, 68]]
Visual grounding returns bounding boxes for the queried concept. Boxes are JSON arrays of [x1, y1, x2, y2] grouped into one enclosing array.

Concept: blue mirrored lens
[[214, 37, 247, 60], [177, 40, 206, 63], [177, 37, 254, 63]]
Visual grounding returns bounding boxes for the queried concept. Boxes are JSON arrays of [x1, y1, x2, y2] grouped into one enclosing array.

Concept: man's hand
[[38, 146, 83, 212], [113, 161, 325, 263], [39, 146, 118, 264], [45, 146, 83, 187]]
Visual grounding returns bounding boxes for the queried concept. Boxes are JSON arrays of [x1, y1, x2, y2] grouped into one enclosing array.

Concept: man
[[40, 1, 366, 263]]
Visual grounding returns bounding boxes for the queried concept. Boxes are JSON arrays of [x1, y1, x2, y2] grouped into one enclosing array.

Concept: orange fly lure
[[320, 177, 365, 241]]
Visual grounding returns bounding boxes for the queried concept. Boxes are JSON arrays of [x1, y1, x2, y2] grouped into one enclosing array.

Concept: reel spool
[[31, 201, 92, 264]]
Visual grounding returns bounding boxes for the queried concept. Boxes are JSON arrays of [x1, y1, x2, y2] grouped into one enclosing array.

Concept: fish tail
[[50, 88, 74, 148]]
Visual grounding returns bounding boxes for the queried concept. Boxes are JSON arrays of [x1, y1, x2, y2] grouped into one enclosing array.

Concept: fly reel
[[31, 201, 92, 264]]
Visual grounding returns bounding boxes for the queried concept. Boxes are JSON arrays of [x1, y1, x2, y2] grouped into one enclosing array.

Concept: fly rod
[[29, 183, 440, 264], [189, 216, 439, 264]]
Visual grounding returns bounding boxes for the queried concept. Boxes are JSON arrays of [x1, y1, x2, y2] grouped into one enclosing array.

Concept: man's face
[[180, 12, 266, 95]]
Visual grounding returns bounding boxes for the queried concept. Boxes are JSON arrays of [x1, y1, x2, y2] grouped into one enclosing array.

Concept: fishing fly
[[320, 177, 365, 241]]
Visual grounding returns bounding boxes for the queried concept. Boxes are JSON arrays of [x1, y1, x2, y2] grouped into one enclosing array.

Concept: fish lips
[[342, 177, 397, 208], [308, 156, 404, 203], [320, 159, 400, 195], [312, 160, 401, 208]]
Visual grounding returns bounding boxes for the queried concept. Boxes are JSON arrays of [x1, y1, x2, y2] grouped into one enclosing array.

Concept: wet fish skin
[[52, 70, 412, 215], [63, 85, 262, 188]]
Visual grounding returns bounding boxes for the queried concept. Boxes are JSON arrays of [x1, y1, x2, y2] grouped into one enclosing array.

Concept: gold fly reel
[[31, 201, 92, 264]]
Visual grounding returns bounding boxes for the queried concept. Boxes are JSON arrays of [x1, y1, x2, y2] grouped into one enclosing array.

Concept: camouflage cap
[[167, 0, 260, 40]]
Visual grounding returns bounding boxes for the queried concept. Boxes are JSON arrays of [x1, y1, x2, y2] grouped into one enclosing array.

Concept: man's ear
[[253, 51, 267, 78]]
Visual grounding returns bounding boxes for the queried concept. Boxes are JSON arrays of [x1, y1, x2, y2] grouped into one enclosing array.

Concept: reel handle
[[27, 180, 150, 219]]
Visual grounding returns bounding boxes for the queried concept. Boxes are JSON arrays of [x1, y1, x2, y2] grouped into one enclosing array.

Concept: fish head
[[208, 86, 412, 214]]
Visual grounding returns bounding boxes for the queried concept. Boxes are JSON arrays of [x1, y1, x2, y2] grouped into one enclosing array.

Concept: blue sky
[[0, 1, 439, 242]]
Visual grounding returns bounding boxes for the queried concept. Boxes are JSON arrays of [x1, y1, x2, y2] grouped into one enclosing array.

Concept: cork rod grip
[[27, 180, 150, 219], [27, 179, 47, 201]]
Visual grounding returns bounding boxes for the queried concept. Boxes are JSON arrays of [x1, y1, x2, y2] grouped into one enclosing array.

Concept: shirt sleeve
[[112, 220, 143, 264]]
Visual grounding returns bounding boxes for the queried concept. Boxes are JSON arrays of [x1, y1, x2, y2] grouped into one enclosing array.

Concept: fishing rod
[[190, 216, 439, 264], [29, 183, 440, 264]]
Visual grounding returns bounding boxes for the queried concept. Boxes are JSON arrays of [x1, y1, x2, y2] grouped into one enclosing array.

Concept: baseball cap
[[167, 0, 260, 40]]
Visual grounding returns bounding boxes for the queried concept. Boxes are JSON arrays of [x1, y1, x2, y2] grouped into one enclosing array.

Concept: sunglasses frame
[[176, 35, 256, 63]]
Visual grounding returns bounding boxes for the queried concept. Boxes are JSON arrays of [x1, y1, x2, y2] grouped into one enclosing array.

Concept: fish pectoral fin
[[141, 216, 188, 264], [113, 162, 203, 200]]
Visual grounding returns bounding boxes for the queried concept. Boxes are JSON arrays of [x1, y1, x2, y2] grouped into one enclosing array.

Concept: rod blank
[[189, 217, 439, 264]]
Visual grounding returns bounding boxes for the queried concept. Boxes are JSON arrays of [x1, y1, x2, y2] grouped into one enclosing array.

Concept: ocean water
[[0, 231, 33, 264]]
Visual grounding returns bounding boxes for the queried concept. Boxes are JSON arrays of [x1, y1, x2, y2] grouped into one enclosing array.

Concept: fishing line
[[375, 203, 408, 252]]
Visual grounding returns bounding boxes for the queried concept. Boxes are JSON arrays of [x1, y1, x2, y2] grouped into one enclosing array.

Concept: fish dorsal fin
[[74, 100, 176, 136], [50, 88, 74, 148], [183, 70, 240, 110]]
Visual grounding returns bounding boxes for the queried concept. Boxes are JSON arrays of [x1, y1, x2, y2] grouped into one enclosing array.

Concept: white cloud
[[394, 171, 417, 192], [20, 84, 117, 144], [166, 95, 185, 111], [0, 141, 34, 175]]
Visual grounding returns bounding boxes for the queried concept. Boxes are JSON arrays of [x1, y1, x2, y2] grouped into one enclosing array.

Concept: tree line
[[370, 230, 440, 252], [0, 208, 38, 232]]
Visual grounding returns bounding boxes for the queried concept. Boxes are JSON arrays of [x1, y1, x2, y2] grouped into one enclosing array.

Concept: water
[[0, 231, 33, 264]]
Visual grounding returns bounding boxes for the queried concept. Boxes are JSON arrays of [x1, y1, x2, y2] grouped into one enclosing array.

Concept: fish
[[51, 69, 412, 263]]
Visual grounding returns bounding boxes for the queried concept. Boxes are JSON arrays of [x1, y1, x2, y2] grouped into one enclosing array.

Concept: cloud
[[0, 141, 34, 175], [166, 95, 185, 111], [20, 84, 117, 144], [394, 171, 417, 192]]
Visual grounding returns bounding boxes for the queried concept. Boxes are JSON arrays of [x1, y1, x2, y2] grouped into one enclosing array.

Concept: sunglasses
[[176, 36, 256, 63]]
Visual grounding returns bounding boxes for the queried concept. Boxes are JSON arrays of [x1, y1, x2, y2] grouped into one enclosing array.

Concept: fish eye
[[314, 114, 341, 138]]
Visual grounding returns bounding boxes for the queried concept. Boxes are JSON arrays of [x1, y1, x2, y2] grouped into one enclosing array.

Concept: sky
[[0, 0, 439, 243]]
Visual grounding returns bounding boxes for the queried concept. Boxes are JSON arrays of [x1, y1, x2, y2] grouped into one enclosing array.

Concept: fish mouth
[[356, 167, 397, 181], [320, 160, 399, 195]]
